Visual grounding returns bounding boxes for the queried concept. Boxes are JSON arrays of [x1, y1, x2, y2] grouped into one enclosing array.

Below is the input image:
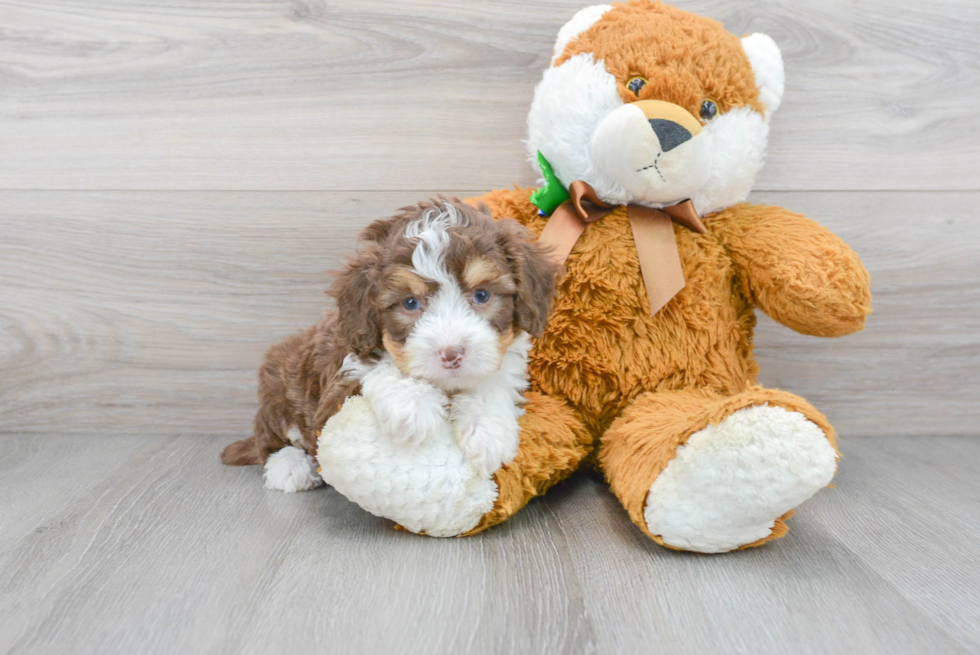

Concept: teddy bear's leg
[[463, 391, 593, 536], [599, 387, 839, 553]]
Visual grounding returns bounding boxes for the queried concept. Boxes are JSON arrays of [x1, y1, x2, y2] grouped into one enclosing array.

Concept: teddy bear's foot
[[263, 446, 324, 493], [601, 387, 840, 553], [317, 396, 499, 537], [643, 405, 837, 553]]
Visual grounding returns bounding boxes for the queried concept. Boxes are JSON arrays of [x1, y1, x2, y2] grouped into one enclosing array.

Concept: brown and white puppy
[[221, 198, 559, 492]]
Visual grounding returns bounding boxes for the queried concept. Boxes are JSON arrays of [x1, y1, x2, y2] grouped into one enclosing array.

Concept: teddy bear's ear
[[551, 4, 613, 63], [741, 33, 785, 116]]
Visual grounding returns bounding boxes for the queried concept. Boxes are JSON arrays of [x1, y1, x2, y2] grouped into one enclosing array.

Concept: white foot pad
[[644, 404, 837, 553], [317, 396, 498, 537], [263, 446, 324, 493]]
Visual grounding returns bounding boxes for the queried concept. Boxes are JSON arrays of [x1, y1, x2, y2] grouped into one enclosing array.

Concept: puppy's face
[[332, 199, 559, 392]]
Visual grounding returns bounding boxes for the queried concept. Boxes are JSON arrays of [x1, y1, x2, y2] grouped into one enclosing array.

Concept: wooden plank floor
[[1, 434, 978, 655]]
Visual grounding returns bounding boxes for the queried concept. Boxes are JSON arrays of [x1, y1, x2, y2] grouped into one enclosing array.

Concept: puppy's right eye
[[402, 297, 421, 311]]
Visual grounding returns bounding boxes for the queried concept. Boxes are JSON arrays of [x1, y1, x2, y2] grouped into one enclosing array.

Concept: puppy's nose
[[439, 346, 465, 369], [648, 119, 692, 152]]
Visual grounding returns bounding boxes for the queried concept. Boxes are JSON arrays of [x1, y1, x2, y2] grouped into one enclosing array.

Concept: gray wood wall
[[1, 0, 978, 438]]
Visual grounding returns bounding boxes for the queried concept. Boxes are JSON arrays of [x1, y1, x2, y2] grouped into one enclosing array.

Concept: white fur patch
[[404, 203, 467, 285], [644, 405, 838, 553], [742, 33, 785, 116], [286, 425, 304, 448], [318, 336, 532, 536], [527, 53, 630, 205], [591, 103, 712, 206], [551, 4, 612, 63], [263, 446, 324, 493], [450, 332, 531, 477], [356, 354, 451, 445], [694, 106, 769, 215]]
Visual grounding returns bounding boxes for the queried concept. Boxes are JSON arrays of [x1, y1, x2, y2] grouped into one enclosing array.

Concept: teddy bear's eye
[[627, 76, 648, 95], [699, 99, 719, 122]]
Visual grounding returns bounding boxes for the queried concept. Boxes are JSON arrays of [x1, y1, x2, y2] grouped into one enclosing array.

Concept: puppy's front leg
[[349, 355, 449, 445], [451, 334, 531, 477]]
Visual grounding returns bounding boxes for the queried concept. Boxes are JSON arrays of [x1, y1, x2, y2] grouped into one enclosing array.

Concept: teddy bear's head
[[528, 1, 784, 215]]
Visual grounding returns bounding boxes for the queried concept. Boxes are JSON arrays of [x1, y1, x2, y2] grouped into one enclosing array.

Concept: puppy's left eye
[[472, 289, 491, 304], [402, 297, 421, 311]]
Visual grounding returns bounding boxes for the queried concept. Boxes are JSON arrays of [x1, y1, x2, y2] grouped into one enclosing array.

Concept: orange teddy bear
[[463, 1, 872, 552]]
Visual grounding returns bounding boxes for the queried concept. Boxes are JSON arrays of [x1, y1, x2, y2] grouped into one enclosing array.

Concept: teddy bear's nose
[[648, 119, 692, 153], [632, 100, 703, 153]]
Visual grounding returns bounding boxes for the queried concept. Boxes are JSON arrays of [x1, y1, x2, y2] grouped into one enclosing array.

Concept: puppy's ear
[[329, 246, 383, 357], [357, 214, 402, 245], [497, 219, 561, 337]]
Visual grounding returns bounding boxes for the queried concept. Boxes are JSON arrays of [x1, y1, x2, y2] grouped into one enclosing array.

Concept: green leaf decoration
[[529, 151, 570, 216]]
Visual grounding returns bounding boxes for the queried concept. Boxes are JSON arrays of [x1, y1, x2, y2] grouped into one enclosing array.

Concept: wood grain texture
[[0, 0, 977, 191], [0, 434, 978, 654], [1, 190, 977, 437]]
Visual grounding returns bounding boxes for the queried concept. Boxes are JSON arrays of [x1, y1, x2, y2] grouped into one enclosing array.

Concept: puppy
[[221, 198, 559, 492]]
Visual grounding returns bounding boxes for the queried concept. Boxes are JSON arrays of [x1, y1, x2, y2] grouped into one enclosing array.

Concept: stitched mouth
[[636, 152, 666, 181]]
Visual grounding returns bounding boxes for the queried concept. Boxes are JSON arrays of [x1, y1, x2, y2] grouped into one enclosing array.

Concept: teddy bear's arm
[[709, 204, 872, 337], [466, 187, 544, 233]]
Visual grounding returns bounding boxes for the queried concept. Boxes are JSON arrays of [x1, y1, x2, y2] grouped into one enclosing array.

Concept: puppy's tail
[[220, 437, 266, 466]]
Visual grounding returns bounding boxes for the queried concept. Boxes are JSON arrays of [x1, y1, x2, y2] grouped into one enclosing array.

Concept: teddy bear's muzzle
[[590, 99, 711, 205], [634, 99, 703, 144]]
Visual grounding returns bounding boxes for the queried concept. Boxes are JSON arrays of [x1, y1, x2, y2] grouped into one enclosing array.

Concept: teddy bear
[[457, 0, 872, 553]]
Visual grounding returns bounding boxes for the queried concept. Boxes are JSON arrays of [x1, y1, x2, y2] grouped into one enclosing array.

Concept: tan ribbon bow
[[536, 180, 707, 315]]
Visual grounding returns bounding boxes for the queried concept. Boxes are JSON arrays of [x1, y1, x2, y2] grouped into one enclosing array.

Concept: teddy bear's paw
[[318, 396, 498, 537], [263, 446, 324, 493], [643, 405, 837, 553]]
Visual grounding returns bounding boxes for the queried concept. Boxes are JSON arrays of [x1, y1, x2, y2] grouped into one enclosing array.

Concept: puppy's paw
[[455, 416, 519, 478], [263, 446, 324, 493], [373, 379, 449, 445]]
